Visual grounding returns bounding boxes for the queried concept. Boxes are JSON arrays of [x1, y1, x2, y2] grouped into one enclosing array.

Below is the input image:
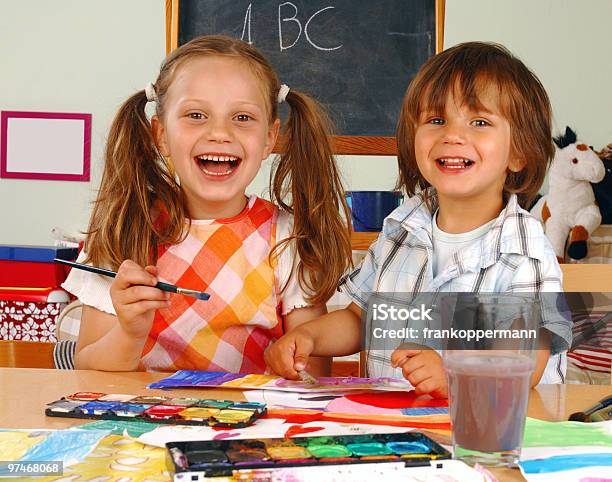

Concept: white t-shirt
[[62, 207, 311, 317], [431, 210, 497, 278]]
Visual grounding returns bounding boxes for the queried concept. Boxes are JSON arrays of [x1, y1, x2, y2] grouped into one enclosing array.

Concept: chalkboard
[[166, 0, 444, 154]]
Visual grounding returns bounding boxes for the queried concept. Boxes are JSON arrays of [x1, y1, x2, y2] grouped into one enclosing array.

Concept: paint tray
[[166, 431, 452, 479], [45, 392, 266, 428]]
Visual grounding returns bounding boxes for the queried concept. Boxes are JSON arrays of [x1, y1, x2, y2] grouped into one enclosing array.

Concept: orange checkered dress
[[140, 197, 284, 373]]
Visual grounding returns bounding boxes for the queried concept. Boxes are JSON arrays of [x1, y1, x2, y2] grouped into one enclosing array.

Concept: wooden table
[[0, 368, 610, 481]]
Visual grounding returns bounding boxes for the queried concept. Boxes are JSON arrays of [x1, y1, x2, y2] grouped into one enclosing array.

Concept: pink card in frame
[[0, 110, 91, 181]]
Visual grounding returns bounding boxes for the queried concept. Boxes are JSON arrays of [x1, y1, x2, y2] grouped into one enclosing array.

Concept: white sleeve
[[275, 210, 314, 315], [61, 250, 117, 315]]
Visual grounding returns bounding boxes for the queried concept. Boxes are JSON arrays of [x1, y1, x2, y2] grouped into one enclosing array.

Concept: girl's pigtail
[[271, 90, 352, 306], [85, 90, 185, 269]]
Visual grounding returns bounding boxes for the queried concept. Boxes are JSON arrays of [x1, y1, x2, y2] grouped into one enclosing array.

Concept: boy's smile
[[414, 89, 523, 224], [435, 157, 475, 171]]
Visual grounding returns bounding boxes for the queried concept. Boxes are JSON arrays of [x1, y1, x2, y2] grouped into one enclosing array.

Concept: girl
[[63, 36, 352, 373], [266, 42, 572, 397]]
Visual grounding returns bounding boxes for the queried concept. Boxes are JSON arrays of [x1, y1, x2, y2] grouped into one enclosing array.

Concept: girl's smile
[[153, 56, 279, 220], [195, 152, 241, 178]]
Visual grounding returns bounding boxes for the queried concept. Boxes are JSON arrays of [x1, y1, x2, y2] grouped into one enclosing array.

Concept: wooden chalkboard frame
[[165, 0, 445, 155]]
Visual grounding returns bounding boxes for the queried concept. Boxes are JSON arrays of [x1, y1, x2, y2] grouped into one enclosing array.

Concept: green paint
[[77, 420, 161, 437], [523, 417, 612, 448], [307, 444, 352, 458], [346, 442, 393, 456], [307, 436, 335, 445]]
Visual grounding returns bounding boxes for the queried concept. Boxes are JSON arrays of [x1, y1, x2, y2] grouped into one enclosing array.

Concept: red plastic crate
[[0, 288, 70, 342], [0, 260, 71, 287], [0, 245, 77, 288]]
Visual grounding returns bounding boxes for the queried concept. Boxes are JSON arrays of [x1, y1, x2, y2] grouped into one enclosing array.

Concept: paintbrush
[[297, 370, 318, 385], [54, 258, 210, 301]]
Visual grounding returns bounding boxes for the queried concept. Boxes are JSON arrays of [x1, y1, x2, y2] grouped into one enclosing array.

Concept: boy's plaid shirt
[[340, 191, 571, 383]]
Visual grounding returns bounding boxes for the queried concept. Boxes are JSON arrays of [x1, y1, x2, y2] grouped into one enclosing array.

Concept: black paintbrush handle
[[155, 281, 178, 294], [54, 258, 209, 300], [54, 258, 117, 278]]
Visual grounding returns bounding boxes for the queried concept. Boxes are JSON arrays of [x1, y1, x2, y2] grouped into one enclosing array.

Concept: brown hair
[[396, 41, 553, 208], [86, 35, 351, 305]]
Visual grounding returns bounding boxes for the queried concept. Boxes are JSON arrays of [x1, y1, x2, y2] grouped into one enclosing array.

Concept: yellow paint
[[39, 435, 170, 482]]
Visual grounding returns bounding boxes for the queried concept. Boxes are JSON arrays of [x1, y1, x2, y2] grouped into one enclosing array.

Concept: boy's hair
[[86, 35, 352, 305], [396, 41, 553, 208]]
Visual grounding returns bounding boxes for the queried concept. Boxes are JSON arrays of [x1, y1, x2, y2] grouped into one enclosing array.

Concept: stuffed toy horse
[[593, 143, 612, 225], [531, 127, 605, 262]]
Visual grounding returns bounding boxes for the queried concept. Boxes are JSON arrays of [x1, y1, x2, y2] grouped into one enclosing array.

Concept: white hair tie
[[277, 84, 290, 104], [145, 82, 158, 103]]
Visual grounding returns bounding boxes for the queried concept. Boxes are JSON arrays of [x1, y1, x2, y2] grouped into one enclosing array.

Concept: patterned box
[[0, 288, 70, 342]]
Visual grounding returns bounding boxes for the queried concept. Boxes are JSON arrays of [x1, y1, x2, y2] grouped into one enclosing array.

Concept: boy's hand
[[391, 347, 448, 399], [265, 329, 315, 380], [110, 260, 170, 339]]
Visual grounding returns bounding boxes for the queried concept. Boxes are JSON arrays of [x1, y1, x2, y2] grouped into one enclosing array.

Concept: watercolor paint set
[[45, 392, 266, 428], [166, 432, 451, 479]]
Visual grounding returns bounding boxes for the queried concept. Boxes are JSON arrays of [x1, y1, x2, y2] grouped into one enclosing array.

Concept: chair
[[561, 264, 612, 292], [0, 340, 55, 368], [561, 264, 612, 384], [51, 300, 82, 369]]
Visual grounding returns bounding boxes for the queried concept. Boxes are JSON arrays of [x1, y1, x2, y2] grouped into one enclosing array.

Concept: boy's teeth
[[438, 158, 473, 168]]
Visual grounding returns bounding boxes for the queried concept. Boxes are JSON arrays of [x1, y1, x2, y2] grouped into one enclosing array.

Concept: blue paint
[[400, 407, 449, 416], [77, 401, 121, 414], [20, 429, 110, 463], [519, 453, 612, 474], [386, 441, 431, 454], [148, 371, 243, 388]]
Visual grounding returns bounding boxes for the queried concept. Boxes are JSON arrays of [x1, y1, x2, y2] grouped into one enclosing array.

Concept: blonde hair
[[86, 35, 352, 305], [396, 41, 553, 208]]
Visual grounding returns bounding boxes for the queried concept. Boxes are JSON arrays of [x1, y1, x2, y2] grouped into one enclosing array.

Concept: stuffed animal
[[592, 143, 612, 225], [531, 127, 605, 262]]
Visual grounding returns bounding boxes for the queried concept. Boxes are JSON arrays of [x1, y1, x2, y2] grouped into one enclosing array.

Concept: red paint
[[68, 392, 106, 401], [263, 409, 451, 431], [144, 405, 183, 419], [212, 431, 240, 440], [284, 424, 325, 438], [344, 391, 448, 409]]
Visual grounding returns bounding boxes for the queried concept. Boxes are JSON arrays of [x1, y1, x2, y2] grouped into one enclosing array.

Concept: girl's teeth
[[202, 168, 231, 176]]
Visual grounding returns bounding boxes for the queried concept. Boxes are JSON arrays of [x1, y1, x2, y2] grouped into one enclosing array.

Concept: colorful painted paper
[[0, 430, 170, 482], [523, 417, 612, 447], [0, 429, 50, 460], [38, 434, 169, 482], [78, 419, 163, 437], [148, 370, 412, 392], [519, 418, 612, 482]]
